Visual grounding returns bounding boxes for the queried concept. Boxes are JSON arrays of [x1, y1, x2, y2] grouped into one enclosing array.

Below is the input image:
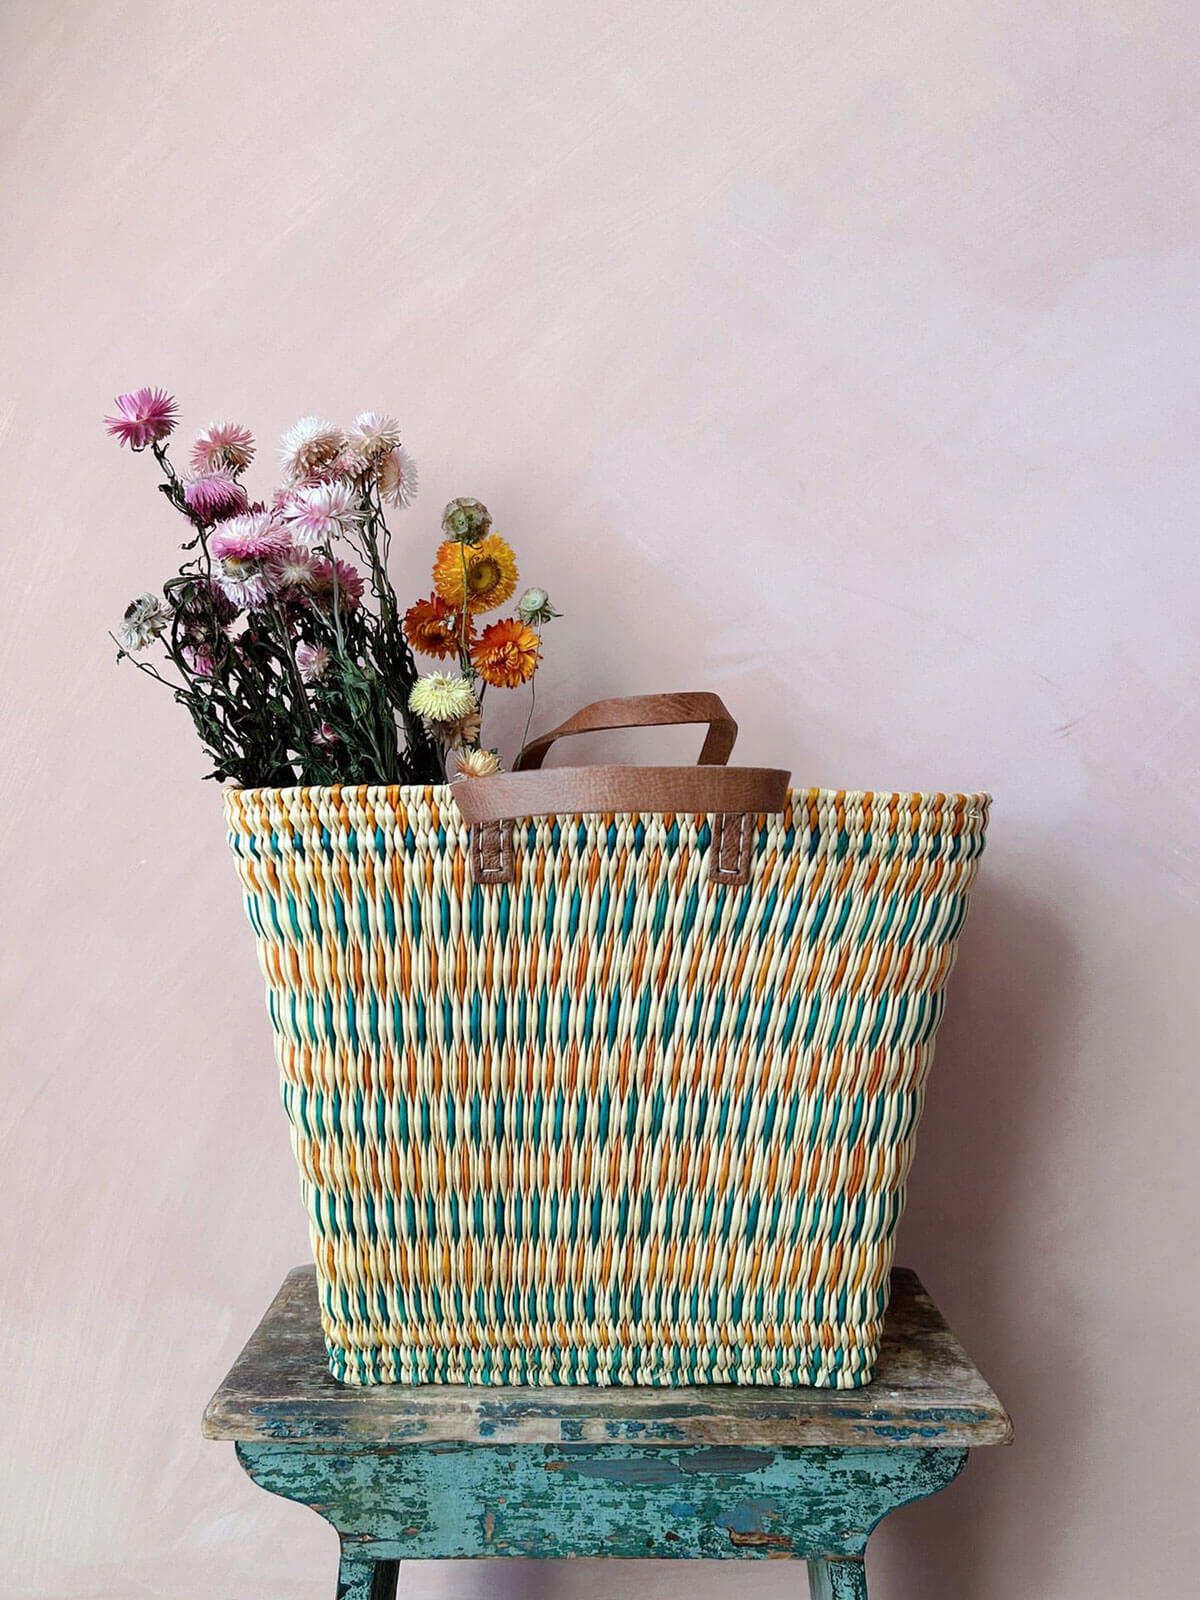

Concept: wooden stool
[[203, 1266, 1011, 1598]]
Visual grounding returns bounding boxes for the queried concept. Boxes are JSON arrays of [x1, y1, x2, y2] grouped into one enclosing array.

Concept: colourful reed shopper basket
[[225, 692, 989, 1388]]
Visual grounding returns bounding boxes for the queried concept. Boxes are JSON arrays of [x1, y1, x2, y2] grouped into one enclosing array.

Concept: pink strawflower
[[280, 480, 363, 545], [331, 449, 365, 482], [205, 580, 241, 626], [313, 721, 340, 748], [296, 642, 331, 683], [272, 475, 339, 513], [104, 387, 178, 450], [279, 416, 346, 481], [270, 544, 322, 597], [190, 422, 255, 475], [183, 470, 249, 524], [209, 511, 290, 562], [378, 445, 418, 508], [177, 578, 240, 638], [183, 643, 216, 677], [310, 555, 365, 612]]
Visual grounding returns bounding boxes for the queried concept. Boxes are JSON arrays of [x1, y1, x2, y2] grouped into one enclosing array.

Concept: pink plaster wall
[[3, 3, 1199, 1596]]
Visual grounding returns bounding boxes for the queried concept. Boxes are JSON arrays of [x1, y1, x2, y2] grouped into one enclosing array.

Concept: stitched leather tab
[[709, 812, 754, 885], [470, 820, 514, 884]]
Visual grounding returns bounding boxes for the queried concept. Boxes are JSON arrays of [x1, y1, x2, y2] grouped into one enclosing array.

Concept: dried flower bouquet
[[107, 389, 558, 787]]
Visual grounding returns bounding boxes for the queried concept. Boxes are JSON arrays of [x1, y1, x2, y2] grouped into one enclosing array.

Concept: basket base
[[322, 1333, 883, 1389]]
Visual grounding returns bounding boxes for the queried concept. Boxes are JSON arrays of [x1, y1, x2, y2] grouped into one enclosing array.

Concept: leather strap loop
[[515, 692, 737, 771]]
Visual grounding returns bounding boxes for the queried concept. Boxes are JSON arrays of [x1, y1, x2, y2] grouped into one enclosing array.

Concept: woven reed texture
[[226, 785, 989, 1388]]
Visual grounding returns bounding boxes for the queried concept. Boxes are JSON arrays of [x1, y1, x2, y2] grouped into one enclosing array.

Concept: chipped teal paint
[[336, 1550, 398, 1600], [808, 1556, 868, 1599], [236, 1440, 965, 1562], [208, 1267, 1010, 1597]]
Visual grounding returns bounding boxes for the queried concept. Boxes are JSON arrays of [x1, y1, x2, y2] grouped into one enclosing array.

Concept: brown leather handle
[[453, 765, 790, 827], [462, 693, 783, 887], [455, 763, 790, 888], [514, 692, 737, 771]]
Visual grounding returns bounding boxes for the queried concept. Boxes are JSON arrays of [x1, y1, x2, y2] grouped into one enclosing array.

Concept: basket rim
[[224, 781, 991, 810]]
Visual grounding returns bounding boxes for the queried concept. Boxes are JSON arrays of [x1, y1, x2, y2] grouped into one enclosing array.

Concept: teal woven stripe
[[321, 1338, 883, 1388]]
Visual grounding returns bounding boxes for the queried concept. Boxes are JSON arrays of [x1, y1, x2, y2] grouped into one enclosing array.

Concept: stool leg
[[336, 1548, 399, 1600], [807, 1555, 867, 1599]]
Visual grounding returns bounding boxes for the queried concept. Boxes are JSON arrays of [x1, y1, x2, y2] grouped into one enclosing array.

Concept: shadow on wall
[[874, 855, 1086, 1600]]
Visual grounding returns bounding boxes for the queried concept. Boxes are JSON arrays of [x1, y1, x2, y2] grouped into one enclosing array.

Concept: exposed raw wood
[[203, 1266, 1012, 1449]]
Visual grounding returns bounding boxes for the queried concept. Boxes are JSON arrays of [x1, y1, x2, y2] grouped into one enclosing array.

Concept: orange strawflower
[[404, 594, 467, 661], [470, 617, 541, 689], [433, 533, 518, 615]]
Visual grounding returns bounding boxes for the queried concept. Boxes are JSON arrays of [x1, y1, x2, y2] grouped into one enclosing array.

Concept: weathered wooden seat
[[204, 1266, 1011, 1598]]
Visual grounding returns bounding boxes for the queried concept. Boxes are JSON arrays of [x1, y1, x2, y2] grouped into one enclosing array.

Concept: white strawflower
[[118, 592, 172, 651], [348, 411, 402, 460], [281, 480, 363, 545], [279, 416, 346, 481], [296, 642, 331, 683], [214, 558, 273, 610], [409, 673, 477, 724], [455, 747, 501, 777], [378, 445, 418, 508]]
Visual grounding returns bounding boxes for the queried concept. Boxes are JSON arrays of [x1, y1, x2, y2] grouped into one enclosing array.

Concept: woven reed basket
[[226, 693, 989, 1388]]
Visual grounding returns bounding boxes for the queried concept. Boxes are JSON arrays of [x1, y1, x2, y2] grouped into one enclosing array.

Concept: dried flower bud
[[517, 586, 559, 626], [441, 497, 492, 545], [439, 710, 482, 749], [183, 643, 216, 678]]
